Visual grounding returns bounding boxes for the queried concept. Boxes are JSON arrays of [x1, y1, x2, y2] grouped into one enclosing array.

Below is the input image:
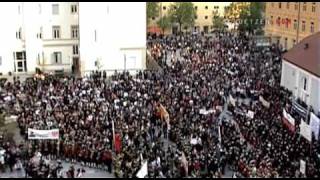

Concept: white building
[[281, 32, 320, 115], [79, 2, 146, 76], [0, 2, 146, 77]]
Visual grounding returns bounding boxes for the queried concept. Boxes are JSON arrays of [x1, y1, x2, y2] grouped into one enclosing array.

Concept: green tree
[[168, 2, 196, 33], [212, 11, 226, 31], [157, 15, 171, 35], [238, 2, 265, 35], [147, 2, 160, 24]]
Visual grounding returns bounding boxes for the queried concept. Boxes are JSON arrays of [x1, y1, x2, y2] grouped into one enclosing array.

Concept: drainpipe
[[296, 2, 301, 43]]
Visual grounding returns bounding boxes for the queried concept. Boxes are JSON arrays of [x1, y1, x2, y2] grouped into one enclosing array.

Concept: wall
[[281, 60, 320, 113], [79, 2, 146, 75]]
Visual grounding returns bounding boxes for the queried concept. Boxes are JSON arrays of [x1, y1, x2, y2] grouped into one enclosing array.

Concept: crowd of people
[[0, 31, 319, 178]]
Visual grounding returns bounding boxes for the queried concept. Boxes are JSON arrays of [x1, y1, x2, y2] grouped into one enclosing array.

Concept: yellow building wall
[[265, 2, 320, 50], [148, 2, 231, 34]]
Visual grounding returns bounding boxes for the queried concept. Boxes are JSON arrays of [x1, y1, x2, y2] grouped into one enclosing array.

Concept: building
[[79, 2, 146, 76], [0, 2, 146, 77], [265, 2, 320, 50], [148, 2, 231, 34], [281, 32, 320, 115]]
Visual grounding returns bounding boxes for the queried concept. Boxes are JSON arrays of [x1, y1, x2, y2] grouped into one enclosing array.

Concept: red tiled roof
[[283, 32, 320, 78]]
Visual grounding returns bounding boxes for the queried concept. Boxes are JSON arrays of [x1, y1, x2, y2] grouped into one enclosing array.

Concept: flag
[[114, 133, 122, 153], [136, 161, 148, 178], [181, 152, 188, 176]]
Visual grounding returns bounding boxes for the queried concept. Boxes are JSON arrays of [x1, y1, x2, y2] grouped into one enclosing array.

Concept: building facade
[[0, 2, 146, 77], [79, 2, 146, 76], [0, 2, 79, 76], [281, 32, 320, 115], [265, 2, 320, 50], [148, 2, 231, 34]]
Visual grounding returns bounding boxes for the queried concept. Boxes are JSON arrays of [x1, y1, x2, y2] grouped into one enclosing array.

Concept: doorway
[[72, 57, 80, 75]]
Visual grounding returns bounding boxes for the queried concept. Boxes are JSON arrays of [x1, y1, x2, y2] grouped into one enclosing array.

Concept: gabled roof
[[283, 32, 320, 78]]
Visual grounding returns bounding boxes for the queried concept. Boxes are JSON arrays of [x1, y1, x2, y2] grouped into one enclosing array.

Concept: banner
[[292, 101, 308, 118], [259, 96, 270, 108], [247, 110, 254, 119], [199, 108, 214, 115], [229, 94, 236, 106], [300, 120, 312, 142], [310, 113, 320, 140], [136, 161, 148, 178], [300, 160, 306, 174], [282, 109, 295, 132], [28, 129, 59, 140]]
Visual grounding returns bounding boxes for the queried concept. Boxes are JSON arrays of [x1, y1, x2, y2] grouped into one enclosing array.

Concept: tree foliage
[[168, 2, 196, 32], [157, 15, 171, 34], [238, 2, 265, 35], [147, 2, 160, 23]]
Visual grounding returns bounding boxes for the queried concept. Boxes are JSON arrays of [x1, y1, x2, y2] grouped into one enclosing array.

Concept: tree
[[157, 15, 171, 35], [168, 2, 196, 33], [238, 2, 265, 35], [147, 2, 160, 24], [212, 11, 226, 31]]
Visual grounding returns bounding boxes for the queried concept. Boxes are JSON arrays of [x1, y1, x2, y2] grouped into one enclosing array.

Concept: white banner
[[247, 110, 254, 119], [283, 109, 295, 126], [300, 160, 306, 174], [136, 161, 148, 178], [310, 113, 320, 140], [300, 120, 312, 142], [28, 129, 59, 140], [199, 108, 214, 115]]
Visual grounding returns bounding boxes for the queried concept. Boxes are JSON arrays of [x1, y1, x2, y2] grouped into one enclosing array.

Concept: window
[[302, 3, 306, 11], [152, 17, 155, 20], [94, 30, 97, 42], [312, 5, 316, 12], [39, 4, 41, 14], [16, 28, 22, 39], [310, 22, 314, 33], [294, 3, 298, 10], [194, 6, 197, 10], [205, 6, 208, 9], [73, 45, 79, 55], [195, 15, 197, 19], [174, 6, 177, 10], [52, 26, 60, 39], [270, 16, 273, 25], [277, 17, 281, 26], [284, 37, 288, 49], [52, 4, 59, 15], [271, 3, 274, 7], [71, 4, 77, 14], [163, 6, 166, 10], [71, 25, 78, 39], [39, 27, 42, 39], [294, 19, 297, 30], [302, 21, 305, 32], [303, 77, 307, 91], [293, 39, 296, 45], [286, 2, 290, 9], [14, 51, 27, 72], [278, 2, 281, 9], [285, 18, 289, 28], [0, 56, 2, 66], [52, 52, 62, 64], [18, 5, 21, 14], [205, 16, 208, 19]]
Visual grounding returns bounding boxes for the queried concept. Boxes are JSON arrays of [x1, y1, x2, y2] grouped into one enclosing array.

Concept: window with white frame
[[71, 4, 78, 14], [14, 51, 27, 72], [52, 4, 59, 15], [52, 52, 62, 64], [71, 25, 79, 39], [73, 45, 79, 55], [52, 26, 60, 39]]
